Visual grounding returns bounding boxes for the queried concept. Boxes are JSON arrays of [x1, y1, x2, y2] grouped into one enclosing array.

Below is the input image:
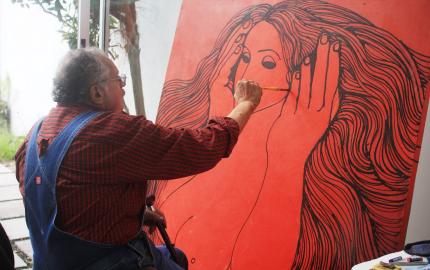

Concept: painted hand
[[209, 19, 254, 116], [289, 33, 340, 121], [276, 33, 340, 157]]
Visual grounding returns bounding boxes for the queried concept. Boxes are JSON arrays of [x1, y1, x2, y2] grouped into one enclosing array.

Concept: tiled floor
[[0, 164, 32, 269]]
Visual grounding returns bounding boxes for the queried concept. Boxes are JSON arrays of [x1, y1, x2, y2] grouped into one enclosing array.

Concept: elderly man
[[15, 48, 261, 270]]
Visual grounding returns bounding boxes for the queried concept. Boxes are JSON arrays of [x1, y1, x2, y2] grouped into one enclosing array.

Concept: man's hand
[[234, 80, 262, 109], [227, 80, 262, 131], [144, 207, 167, 234]]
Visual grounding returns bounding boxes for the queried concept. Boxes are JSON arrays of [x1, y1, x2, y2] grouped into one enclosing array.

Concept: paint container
[[408, 257, 423, 262], [388, 256, 402, 263]]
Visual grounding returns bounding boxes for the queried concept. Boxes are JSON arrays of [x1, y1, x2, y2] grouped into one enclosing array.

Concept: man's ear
[[89, 84, 105, 108]]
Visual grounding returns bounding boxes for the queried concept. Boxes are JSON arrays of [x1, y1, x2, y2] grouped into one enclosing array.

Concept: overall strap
[[40, 111, 103, 185], [25, 111, 102, 193], [24, 117, 44, 185]]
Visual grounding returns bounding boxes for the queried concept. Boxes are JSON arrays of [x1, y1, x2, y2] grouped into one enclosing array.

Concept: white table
[[352, 250, 429, 270]]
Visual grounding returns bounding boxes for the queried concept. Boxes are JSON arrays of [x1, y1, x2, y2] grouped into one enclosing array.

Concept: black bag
[[405, 240, 430, 257], [0, 222, 14, 270]]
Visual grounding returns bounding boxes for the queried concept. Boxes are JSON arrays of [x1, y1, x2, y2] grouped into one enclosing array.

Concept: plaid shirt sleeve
[[16, 110, 240, 184], [86, 113, 240, 181]]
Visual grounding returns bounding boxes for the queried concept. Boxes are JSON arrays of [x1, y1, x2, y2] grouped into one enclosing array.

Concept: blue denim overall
[[24, 112, 185, 270]]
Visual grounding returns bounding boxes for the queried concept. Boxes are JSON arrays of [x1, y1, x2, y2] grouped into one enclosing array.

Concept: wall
[[136, 0, 183, 121], [406, 109, 430, 243]]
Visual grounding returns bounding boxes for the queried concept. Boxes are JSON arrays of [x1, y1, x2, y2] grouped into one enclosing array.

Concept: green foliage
[[13, 0, 97, 48], [0, 76, 17, 161], [12, 0, 121, 51], [0, 76, 11, 130], [0, 128, 24, 161], [0, 101, 9, 128]]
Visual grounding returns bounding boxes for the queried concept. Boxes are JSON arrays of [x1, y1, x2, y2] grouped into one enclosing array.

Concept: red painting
[[151, 0, 430, 269]]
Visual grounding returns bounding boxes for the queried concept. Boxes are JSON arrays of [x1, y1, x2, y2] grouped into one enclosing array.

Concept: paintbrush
[[262, 86, 290, 92]]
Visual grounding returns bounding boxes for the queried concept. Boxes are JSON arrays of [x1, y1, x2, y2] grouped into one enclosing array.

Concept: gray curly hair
[[52, 48, 111, 105]]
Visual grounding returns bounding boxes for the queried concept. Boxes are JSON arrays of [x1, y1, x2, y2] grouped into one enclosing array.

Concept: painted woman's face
[[236, 21, 290, 90], [209, 21, 289, 115]]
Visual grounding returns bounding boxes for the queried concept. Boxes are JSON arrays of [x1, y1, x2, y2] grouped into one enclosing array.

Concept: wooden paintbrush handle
[[262, 87, 290, 92]]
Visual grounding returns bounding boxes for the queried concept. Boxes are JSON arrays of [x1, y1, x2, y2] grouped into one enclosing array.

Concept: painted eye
[[262, 56, 276, 69], [241, 52, 250, 64]]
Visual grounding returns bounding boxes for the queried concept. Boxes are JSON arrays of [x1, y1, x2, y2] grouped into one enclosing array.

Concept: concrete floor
[[0, 164, 32, 269]]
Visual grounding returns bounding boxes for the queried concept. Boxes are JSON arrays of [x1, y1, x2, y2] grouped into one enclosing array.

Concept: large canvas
[[151, 0, 430, 269]]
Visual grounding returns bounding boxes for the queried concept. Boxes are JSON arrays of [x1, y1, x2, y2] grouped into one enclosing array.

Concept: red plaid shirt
[[15, 105, 239, 244]]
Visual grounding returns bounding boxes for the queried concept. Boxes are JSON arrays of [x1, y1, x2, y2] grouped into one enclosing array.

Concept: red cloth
[[15, 106, 239, 244]]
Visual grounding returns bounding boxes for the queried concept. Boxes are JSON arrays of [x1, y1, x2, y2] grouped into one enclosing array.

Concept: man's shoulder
[[79, 111, 154, 141], [91, 111, 149, 128]]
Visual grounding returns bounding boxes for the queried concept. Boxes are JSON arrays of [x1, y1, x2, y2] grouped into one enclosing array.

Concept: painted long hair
[[154, 0, 430, 269]]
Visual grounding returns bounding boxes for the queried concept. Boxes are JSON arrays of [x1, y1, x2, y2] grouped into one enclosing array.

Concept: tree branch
[[33, 0, 61, 21]]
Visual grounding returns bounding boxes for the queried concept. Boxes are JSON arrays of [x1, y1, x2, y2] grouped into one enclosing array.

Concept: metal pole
[[78, 0, 90, 48], [99, 0, 110, 52]]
